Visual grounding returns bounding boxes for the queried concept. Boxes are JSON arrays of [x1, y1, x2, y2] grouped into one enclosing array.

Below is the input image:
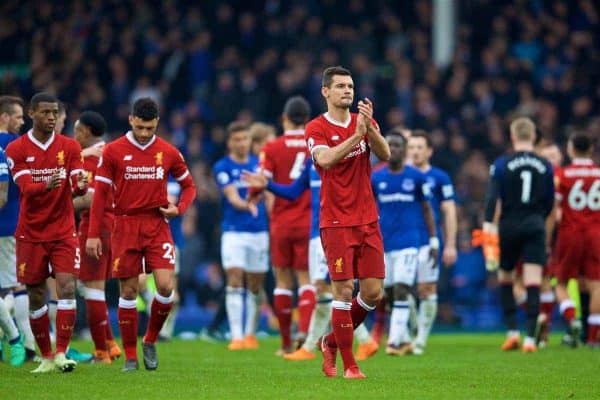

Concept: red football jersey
[[260, 129, 310, 230], [556, 159, 600, 230], [305, 113, 379, 228], [5, 131, 85, 242], [79, 141, 114, 231], [88, 132, 195, 237]]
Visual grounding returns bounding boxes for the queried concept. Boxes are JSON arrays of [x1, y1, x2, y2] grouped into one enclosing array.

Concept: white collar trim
[[126, 131, 156, 151], [323, 112, 351, 128], [284, 129, 304, 136], [27, 129, 55, 151], [573, 158, 593, 165]]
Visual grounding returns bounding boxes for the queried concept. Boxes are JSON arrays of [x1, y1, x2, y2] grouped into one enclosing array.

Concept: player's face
[[407, 137, 432, 167], [322, 75, 354, 109], [538, 145, 563, 167], [73, 120, 88, 145], [387, 136, 406, 164], [6, 104, 24, 134], [129, 115, 158, 145], [29, 102, 59, 135], [228, 130, 251, 158]]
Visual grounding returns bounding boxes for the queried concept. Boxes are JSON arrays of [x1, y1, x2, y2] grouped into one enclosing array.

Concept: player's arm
[[481, 161, 502, 271], [421, 200, 439, 261], [5, 145, 61, 196], [73, 191, 93, 213], [310, 123, 366, 170], [161, 151, 197, 218], [86, 150, 114, 259], [243, 160, 310, 201], [0, 151, 8, 209], [359, 99, 390, 161], [439, 175, 458, 267]]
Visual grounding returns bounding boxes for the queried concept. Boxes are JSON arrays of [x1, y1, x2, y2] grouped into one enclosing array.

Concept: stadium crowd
[[0, 0, 598, 330]]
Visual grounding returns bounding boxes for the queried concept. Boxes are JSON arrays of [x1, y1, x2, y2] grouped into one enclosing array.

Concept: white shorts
[[221, 231, 269, 273], [384, 247, 419, 287], [0, 236, 17, 288], [308, 236, 328, 283], [417, 245, 439, 284]]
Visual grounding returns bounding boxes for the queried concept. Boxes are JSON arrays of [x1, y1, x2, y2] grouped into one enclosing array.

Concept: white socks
[[416, 294, 438, 347], [226, 287, 244, 340], [13, 291, 35, 350], [244, 290, 259, 337], [0, 297, 19, 342], [303, 294, 332, 351], [388, 300, 410, 346], [354, 323, 372, 344]]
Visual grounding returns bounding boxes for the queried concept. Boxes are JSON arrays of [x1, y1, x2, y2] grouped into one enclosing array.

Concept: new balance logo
[[26, 156, 35, 162], [123, 155, 133, 160]]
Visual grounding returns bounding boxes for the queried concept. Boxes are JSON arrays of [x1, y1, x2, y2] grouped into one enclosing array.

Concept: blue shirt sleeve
[[437, 170, 455, 202], [0, 149, 8, 183], [213, 161, 232, 191], [266, 159, 310, 201]]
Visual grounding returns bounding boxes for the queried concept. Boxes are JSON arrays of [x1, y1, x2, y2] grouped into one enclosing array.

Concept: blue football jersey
[[0, 132, 20, 236], [372, 165, 431, 252], [419, 166, 455, 244], [167, 179, 185, 248], [214, 155, 268, 233]]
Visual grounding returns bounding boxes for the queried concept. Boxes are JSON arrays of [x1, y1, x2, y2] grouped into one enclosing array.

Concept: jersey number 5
[[568, 179, 600, 211]]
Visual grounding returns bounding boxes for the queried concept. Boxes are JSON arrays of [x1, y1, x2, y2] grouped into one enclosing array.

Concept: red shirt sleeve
[[305, 120, 329, 160], [5, 141, 47, 197], [169, 149, 196, 215], [88, 148, 115, 237]]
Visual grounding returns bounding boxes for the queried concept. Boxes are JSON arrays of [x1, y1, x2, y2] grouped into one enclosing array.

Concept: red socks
[[29, 305, 52, 358], [55, 299, 77, 354], [297, 285, 316, 335], [273, 289, 293, 349], [118, 298, 139, 361], [143, 294, 174, 344], [560, 300, 576, 322]]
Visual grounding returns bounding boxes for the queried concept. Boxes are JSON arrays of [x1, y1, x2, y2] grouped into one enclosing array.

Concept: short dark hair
[[410, 129, 433, 148], [283, 96, 311, 125], [227, 121, 249, 137], [29, 92, 58, 111], [570, 132, 593, 154], [385, 127, 407, 143], [78, 111, 107, 137], [322, 66, 352, 88], [0, 96, 24, 115], [132, 98, 159, 120]]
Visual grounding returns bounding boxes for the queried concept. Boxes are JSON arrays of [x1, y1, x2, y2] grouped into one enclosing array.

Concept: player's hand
[[246, 201, 258, 217], [356, 111, 368, 136], [159, 203, 180, 219], [46, 171, 62, 190], [442, 246, 457, 268], [81, 146, 103, 158], [76, 171, 88, 190], [86, 237, 102, 259], [241, 170, 268, 189], [357, 98, 373, 122]]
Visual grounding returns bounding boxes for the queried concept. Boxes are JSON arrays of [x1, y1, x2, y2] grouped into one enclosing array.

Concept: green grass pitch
[[2, 334, 598, 399]]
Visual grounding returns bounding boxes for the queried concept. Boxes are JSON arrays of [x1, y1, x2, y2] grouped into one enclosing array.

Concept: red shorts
[[78, 223, 112, 282], [111, 215, 175, 279], [320, 221, 385, 281], [16, 236, 80, 285], [555, 227, 600, 281], [270, 225, 309, 270]]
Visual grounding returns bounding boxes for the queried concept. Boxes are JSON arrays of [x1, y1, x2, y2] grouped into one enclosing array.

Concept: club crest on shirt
[[87, 171, 93, 183], [402, 178, 415, 191], [378, 181, 387, 190], [56, 151, 65, 166], [334, 257, 343, 273], [155, 152, 163, 165], [112, 257, 120, 273], [18, 262, 26, 278]]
